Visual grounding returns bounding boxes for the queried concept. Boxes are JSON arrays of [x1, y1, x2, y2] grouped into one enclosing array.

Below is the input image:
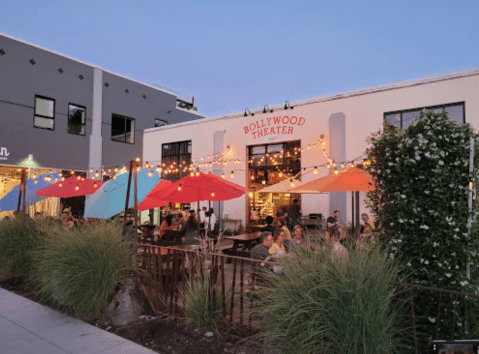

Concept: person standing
[[208, 208, 217, 232], [288, 199, 302, 230], [182, 210, 199, 245]]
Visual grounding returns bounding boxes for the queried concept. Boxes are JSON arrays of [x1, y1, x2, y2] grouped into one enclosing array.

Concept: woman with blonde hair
[[290, 224, 309, 251]]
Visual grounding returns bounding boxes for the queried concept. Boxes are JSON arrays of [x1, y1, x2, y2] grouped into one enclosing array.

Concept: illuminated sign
[[0, 146, 10, 161], [243, 116, 306, 139]]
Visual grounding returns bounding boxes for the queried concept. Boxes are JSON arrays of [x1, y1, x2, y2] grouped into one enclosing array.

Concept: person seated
[[361, 213, 375, 236], [159, 214, 175, 239], [327, 210, 341, 237], [250, 232, 274, 289], [324, 230, 348, 260], [276, 218, 292, 249], [263, 215, 275, 233], [61, 209, 75, 229], [181, 210, 199, 245], [289, 224, 309, 251], [269, 228, 286, 256]]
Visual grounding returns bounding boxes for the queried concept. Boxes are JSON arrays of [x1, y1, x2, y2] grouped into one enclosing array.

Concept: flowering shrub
[[365, 110, 479, 343]]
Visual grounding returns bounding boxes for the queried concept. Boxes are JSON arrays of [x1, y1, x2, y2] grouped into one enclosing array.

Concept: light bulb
[[58, 183, 63, 187], [77, 176, 81, 180], [351, 162, 355, 168], [94, 182, 98, 188], [136, 167, 141, 172], [95, 171, 99, 177], [191, 172, 195, 177], [196, 171, 200, 176], [341, 163, 345, 168], [222, 173, 225, 179], [249, 192, 253, 198], [327, 164, 331, 169], [75, 185, 79, 191], [262, 180, 266, 185], [114, 166, 118, 172], [279, 172, 283, 178], [70, 170, 74, 175], [290, 179, 294, 187], [230, 171, 234, 178], [135, 157, 140, 162], [314, 167, 318, 174], [90, 168, 93, 173], [112, 175, 117, 180], [334, 168, 339, 175], [61, 177, 65, 181], [148, 171, 153, 177], [178, 184, 182, 191], [146, 161, 149, 168], [211, 190, 215, 197]]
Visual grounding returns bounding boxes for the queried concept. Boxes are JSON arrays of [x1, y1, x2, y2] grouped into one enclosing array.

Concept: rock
[[104, 278, 151, 327]]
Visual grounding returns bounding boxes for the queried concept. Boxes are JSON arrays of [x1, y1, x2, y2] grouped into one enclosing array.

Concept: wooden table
[[247, 224, 267, 232], [223, 232, 261, 262], [163, 229, 183, 243]]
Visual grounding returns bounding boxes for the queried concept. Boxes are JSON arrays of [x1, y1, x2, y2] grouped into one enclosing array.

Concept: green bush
[[32, 220, 134, 314], [365, 110, 479, 342], [255, 244, 409, 354], [182, 266, 224, 331], [0, 214, 43, 275]]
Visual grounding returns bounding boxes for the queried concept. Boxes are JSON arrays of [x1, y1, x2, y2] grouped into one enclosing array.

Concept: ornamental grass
[[31, 220, 134, 314], [0, 214, 43, 275], [255, 243, 410, 354]]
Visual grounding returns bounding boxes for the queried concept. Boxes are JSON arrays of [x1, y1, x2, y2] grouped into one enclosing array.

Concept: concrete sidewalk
[[0, 287, 156, 354]]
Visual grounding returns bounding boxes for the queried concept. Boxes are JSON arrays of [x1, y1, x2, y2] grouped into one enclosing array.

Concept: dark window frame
[[155, 118, 168, 127], [68, 103, 86, 136], [33, 95, 55, 131], [161, 140, 192, 182], [384, 102, 465, 128], [111, 113, 135, 144]]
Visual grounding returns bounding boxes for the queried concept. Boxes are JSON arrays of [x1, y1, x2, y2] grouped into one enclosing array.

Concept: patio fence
[[135, 244, 270, 330]]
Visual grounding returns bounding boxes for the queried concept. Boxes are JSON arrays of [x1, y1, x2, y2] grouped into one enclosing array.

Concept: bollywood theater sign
[[243, 116, 306, 139]]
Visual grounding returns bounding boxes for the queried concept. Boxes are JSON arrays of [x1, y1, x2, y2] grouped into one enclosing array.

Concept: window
[[155, 119, 168, 127], [111, 114, 135, 143], [384, 102, 465, 128], [34, 95, 55, 130], [161, 141, 192, 181], [68, 104, 86, 136]]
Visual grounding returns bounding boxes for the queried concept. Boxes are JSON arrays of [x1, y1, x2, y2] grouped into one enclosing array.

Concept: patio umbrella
[[35, 176, 104, 198], [289, 166, 374, 235], [137, 179, 172, 211], [257, 178, 321, 194], [289, 166, 374, 193], [0, 172, 61, 212], [84, 168, 160, 219], [149, 171, 248, 203]]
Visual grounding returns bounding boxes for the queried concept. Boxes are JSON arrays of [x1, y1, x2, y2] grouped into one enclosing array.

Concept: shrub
[[365, 110, 479, 341], [182, 264, 224, 331], [32, 220, 134, 314], [255, 244, 409, 354], [0, 214, 43, 275]]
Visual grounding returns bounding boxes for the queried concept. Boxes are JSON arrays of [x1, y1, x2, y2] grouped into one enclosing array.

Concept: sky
[[1, 0, 478, 117]]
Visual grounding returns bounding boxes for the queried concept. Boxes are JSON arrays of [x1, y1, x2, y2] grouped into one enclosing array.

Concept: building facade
[[143, 68, 479, 226], [0, 33, 204, 175]]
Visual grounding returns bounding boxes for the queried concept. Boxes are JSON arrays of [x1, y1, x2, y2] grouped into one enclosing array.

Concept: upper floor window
[[155, 119, 168, 127], [34, 95, 55, 130], [384, 102, 465, 128], [68, 104, 86, 136], [162, 140, 192, 181], [111, 114, 135, 144]]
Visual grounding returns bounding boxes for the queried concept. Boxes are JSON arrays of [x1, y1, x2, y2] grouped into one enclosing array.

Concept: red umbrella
[[149, 171, 249, 203], [35, 176, 103, 198], [137, 179, 172, 211]]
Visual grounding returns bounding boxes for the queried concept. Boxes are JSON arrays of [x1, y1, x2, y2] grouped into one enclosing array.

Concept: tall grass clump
[[182, 264, 224, 331], [255, 243, 410, 354], [0, 214, 43, 275], [32, 220, 134, 314]]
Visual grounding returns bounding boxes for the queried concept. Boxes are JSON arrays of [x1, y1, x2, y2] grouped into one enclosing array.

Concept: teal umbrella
[[84, 168, 160, 219]]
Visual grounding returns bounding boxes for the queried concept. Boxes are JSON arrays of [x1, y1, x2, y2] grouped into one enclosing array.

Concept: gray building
[[0, 33, 204, 176]]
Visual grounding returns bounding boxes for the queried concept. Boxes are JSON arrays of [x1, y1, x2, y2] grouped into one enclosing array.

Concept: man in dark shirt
[[250, 232, 274, 289], [288, 199, 302, 230], [263, 215, 276, 234], [327, 210, 340, 237]]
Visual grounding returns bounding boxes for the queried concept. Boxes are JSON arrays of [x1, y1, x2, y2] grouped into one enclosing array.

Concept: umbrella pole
[[355, 191, 360, 238], [134, 162, 139, 244], [16, 168, 27, 213], [351, 192, 354, 229], [124, 161, 134, 222]]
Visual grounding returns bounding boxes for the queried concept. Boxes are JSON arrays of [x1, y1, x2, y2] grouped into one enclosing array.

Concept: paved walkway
[[0, 287, 156, 354]]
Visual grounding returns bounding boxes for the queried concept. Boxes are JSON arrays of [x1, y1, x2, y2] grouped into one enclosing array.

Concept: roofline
[[144, 67, 479, 133], [0, 33, 180, 99]]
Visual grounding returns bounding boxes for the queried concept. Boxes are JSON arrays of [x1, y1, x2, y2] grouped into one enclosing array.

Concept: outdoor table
[[247, 224, 266, 232], [223, 232, 261, 262]]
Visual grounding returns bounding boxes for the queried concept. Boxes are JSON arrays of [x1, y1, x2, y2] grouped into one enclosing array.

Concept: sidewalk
[[0, 287, 156, 354]]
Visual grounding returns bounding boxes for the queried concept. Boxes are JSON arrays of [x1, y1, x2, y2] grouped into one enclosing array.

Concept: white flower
[[400, 195, 406, 198], [439, 161, 444, 165], [420, 225, 430, 230], [460, 281, 469, 286], [399, 219, 404, 223], [420, 259, 425, 264], [407, 262, 412, 267], [429, 317, 436, 323], [424, 260, 429, 265], [446, 273, 452, 278], [452, 252, 456, 257]]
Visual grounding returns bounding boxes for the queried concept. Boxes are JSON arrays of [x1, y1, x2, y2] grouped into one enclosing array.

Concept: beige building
[[142, 68, 479, 227]]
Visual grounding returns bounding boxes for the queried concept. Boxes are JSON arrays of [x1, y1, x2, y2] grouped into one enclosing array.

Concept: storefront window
[[247, 140, 301, 223], [161, 140, 192, 182], [384, 102, 465, 128]]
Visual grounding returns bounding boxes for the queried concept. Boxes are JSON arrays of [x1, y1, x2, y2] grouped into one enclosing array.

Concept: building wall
[[0, 34, 204, 174], [0, 34, 93, 170], [143, 71, 479, 226]]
